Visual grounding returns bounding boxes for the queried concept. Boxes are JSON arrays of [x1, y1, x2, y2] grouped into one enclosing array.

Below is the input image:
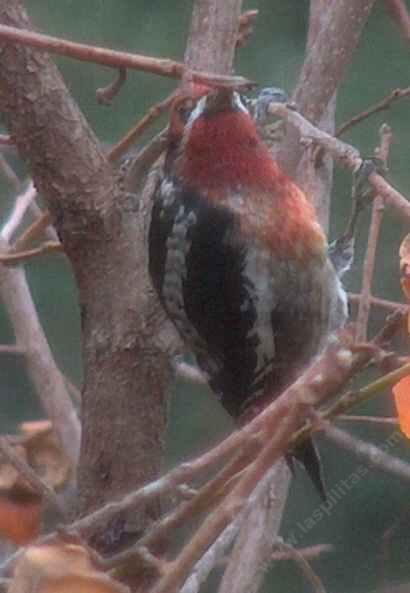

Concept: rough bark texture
[[295, 0, 338, 230], [0, 0, 244, 566], [0, 0, 172, 559], [184, 0, 242, 73]]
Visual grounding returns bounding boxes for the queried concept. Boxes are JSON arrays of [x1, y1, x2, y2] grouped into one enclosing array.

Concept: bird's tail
[[289, 438, 326, 502]]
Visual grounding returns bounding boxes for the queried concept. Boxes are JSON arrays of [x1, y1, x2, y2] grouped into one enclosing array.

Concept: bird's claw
[[246, 86, 289, 124], [352, 157, 387, 208]]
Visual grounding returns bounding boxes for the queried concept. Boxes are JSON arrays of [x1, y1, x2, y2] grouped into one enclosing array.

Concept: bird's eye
[[176, 98, 196, 124]]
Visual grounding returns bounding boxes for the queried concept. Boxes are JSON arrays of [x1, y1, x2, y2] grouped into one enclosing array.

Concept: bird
[[148, 86, 347, 499]]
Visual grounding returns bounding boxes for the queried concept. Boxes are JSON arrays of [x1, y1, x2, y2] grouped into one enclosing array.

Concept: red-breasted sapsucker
[[148, 88, 347, 498]]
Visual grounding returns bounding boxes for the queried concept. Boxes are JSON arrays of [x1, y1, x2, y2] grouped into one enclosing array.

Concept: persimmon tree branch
[[336, 87, 410, 137], [147, 327, 406, 593], [0, 24, 252, 89], [0, 0, 247, 589], [0, 320, 406, 585], [356, 125, 392, 341], [320, 423, 410, 481], [269, 102, 410, 223], [277, 0, 377, 177], [0, 2, 172, 578], [0, 188, 80, 464]]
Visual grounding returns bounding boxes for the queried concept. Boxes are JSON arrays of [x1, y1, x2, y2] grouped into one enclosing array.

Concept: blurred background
[[1, 1, 410, 591]]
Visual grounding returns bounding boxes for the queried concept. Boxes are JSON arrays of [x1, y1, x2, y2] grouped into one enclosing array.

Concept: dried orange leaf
[[393, 375, 410, 438], [0, 490, 41, 545], [19, 421, 72, 489], [9, 542, 130, 593]]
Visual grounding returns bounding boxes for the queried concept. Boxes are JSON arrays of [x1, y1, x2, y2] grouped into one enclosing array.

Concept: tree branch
[[277, 0, 377, 177], [356, 125, 392, 341], [269, 102, 410, 223], [217, 461, 290, 593], [0, 3, 172, 574], [0, 23, 252, 89], [320, 422, 410, 482]]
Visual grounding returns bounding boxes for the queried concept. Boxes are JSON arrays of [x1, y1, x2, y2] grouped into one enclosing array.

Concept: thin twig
[[13, 211, 52, 252], [356, 124, 392, 342], [179, 521, 242, 593], [337, 414, 398, 426], [0, 241, 62, 265], [0, 24, 253, 89], [0, 154, 20, 191], [336, 87, 410, 137], [0, 326, 403, 580], [355, 194, 384, 340], [121, 128, 169, 194], [0, 239, 81, 463], [1, 181, 37, 243], [291, 359, 410, 449], [269, 102, 410, 223], [108, 93, 175, 162], [149, 330, 381, 593], [320, 422, 410, 482], [0, 437, 66, 518], [274, 541, 327, 593], [348, 293, 409, 313], [271, 544, 333, 562]]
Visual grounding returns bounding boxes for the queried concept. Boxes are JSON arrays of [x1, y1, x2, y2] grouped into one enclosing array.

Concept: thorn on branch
[[96, 67, 127, 105]]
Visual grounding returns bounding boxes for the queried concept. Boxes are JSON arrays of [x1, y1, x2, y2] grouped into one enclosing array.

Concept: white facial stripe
[[186, 92, 249, 129], [232, 92, 249, 114], [186, 96, 207, 127]]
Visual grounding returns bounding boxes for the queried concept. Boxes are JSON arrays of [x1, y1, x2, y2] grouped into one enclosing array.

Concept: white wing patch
[[162, 204, 220, 377]]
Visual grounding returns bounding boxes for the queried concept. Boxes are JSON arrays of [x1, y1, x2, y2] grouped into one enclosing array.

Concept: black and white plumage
[[148, 88, 347, 498]]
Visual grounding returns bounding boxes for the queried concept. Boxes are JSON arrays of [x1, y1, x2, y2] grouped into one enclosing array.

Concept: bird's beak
[[203, 89, 236, 115]]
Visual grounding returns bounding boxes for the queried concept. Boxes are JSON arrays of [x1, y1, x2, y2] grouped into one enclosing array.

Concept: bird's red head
[[169, 87, 326, 259], [175, 89, 281, 194]]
